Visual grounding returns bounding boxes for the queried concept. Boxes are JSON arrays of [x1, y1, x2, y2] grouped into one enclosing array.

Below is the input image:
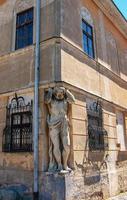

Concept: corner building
[[0, 0, 127, 199]]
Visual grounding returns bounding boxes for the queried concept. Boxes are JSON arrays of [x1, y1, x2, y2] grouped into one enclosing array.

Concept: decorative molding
[[80, 7, 93, 26], [14, 0, 34, 13], [93, 0, 127, 39], [60, 37, 127, 91]]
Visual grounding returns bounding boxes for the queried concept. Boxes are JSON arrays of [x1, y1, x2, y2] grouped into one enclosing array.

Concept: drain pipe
[[33, 0, 41, 200]]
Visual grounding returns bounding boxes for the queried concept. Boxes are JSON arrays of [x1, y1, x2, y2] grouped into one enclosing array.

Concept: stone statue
[[45, 87, 75, 172]]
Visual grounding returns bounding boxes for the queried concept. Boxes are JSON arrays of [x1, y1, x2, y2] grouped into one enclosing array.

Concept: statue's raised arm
[[65, 89, 75, 104], [44, 88, 53, 104]]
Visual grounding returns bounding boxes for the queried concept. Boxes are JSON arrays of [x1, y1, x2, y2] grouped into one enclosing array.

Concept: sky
[[113, 0, 127, 20]]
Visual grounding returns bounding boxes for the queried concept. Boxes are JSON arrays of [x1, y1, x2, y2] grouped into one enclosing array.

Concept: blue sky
[[113, 0, 127, 19]]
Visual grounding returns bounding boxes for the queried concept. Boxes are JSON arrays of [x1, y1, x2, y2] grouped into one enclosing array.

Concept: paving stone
[[0, 184, 32, 200], [109, 193, 127, 200]]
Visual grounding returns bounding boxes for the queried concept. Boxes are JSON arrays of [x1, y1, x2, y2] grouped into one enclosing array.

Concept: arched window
[[81, 7, 95, 59]]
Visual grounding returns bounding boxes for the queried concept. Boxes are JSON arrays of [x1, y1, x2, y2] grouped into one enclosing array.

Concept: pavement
[[108, 193, 127, 200], [0, 184, 32, 200]]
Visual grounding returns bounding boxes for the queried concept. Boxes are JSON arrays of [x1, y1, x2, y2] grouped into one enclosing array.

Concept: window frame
[[116, 111, 126, 151], [82, 19, 95, 59], [15, 7, 34, 50]]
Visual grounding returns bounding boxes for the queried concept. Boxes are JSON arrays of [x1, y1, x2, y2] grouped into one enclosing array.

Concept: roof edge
[[93, 0, 127, 39], [111, 0, 127, 22]]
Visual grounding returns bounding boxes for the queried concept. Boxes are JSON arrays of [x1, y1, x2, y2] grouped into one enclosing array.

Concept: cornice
[[93, 0, 127, 39], [60, 36, 127, 91]]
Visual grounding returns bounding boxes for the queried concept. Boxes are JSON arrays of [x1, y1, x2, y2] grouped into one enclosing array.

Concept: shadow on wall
[[75, 136, 108, 183], [116, 151, 127, 193], [75, 135, 110, 200]]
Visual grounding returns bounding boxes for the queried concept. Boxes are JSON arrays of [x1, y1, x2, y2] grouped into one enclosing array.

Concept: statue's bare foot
[[48, 163, 57, 172], [57, 164, 63, 171], [59, 167, 72, 175], [63, 166, 72, 172]]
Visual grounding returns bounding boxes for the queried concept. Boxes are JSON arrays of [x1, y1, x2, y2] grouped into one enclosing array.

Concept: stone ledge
[[40, 170, 110, 200]]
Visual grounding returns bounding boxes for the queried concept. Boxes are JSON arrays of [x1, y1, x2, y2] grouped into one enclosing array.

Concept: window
[[15, 8, 33, 50], [87, 100, 108, 151], [116, 111, 126, 151], [2, 94, 33, 152], [82, 19, 94, 59]]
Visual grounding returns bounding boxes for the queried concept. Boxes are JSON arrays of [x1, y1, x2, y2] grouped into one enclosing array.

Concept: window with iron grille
[[87, 100, 108, 151], [2, 94, 33, 152], [82, 19, 95, 59], [15, 8, 33, 50]]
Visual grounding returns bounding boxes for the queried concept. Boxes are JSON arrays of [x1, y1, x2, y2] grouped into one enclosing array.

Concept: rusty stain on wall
[[0, 0, 7, 6]]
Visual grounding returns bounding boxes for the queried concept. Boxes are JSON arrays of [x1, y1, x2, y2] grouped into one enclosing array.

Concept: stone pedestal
[[40, 172, 66, 200], [40, 170, 110, 200], [40, 172, 84, 200]]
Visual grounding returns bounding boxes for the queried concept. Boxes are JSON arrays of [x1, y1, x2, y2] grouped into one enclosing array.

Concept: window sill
[[12, 44, 34, 54], [0, 45, 35, 60]]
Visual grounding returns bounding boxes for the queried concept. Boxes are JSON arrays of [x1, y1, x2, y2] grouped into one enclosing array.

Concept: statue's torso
[[47, 99, 68, 126]]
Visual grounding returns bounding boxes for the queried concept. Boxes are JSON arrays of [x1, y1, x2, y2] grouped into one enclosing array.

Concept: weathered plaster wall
[[0, 91, 34, 189], [0, 39, 61, 93], [61, 46, 127, 109], [0, 0, 127, 199], [0, 0, 61, 189], [69, 90, 127, 198], [60, 0, 127, 87], [0, 0, 60, 56]]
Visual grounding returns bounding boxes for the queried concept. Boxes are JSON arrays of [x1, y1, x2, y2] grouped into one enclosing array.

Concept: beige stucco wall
[[61, 0, 127, 98], [61, 47, 127, 109], [0, 0, 127, 198], [0, 0, 126, 108], [0, 91, 33, 188], [0, 0, 60, 56]]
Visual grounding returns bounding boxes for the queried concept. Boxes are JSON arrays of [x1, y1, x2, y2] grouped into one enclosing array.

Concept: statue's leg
[[49, 127, 62, 171], [61, 120, 71, 170], [48, 138, 57, 172]]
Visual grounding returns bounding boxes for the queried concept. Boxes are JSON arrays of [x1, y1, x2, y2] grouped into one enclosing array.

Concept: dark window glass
[[82, 19, 95, 59], [83, 34, 88, 54], [15, 8, 33, 50], [87, 26, 92, 36], [82, 21, 87, 32]]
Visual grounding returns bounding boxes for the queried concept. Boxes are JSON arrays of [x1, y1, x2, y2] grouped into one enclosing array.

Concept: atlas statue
[[45, 86, 75, 172]]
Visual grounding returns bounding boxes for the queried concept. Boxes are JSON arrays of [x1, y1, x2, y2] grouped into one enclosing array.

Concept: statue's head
[[53, 87, 65, 100]]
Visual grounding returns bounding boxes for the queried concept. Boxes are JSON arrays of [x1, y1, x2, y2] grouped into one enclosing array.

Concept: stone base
[[40, 172, 68, 200], [40, 170, 110, 200]]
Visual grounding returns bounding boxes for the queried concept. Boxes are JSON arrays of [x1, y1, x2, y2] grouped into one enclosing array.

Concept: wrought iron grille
[[3, 94, 33, 152], [87, 101, 108, 151]]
